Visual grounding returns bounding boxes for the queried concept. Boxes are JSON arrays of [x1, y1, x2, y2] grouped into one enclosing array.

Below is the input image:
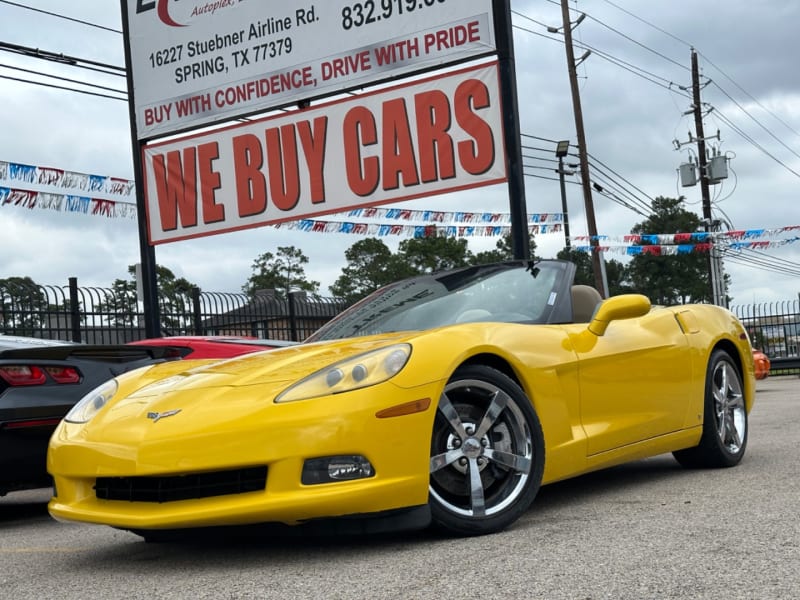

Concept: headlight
[[64, 379, 118, 423], [275, 344, 411, 403]]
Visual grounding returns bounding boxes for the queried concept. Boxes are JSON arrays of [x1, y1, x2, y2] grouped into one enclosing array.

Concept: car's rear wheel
[[429, 365, 544, 536], [673, 349, 748, 468]]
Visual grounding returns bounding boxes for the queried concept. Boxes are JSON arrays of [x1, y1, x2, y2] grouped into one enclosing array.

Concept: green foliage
[[243, 246, 320, 298], [556, 248, 632, 297], [555, 197, 725, 303], [627, 196, 712, 305], [556, 248, 594, 286], [397, 235, 474, 273], [250, 198, 727, 308], [99, 274, 138, 327], [331, 233, 541, 304], [329, 238, 416, 304], [97, 265, 197, 329], [0, 276, 46, 335], [472, 233, 538, 264]]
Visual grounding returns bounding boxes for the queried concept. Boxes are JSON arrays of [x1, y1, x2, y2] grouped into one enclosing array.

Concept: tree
[[98, 265, 197, 330], [330, 238, 416, 304], [626, 196, 712, 305], [330, 233, 545, 304], [397, 234, 473, 273], [472, 233, 538, 265], [156, 266, 198, 331], [243, 246, 320, 298], [556, 248, 632, 296], [0, 276, 47, 335], [98, 273, 139, 327]]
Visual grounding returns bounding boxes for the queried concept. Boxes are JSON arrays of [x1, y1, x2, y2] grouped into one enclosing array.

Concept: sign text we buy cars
[[142, 62, 507, 244]]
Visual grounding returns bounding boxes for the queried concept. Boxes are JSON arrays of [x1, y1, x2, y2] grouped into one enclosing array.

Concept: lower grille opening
[[95, 466, 268, 503]]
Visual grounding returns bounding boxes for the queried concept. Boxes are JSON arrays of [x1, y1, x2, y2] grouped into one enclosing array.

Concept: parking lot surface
[[2, 376, 798, 599]]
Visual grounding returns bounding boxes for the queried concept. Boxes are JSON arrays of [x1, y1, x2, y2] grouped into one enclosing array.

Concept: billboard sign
[[142, 61, 507, 244], [126, 0, 496, 139]]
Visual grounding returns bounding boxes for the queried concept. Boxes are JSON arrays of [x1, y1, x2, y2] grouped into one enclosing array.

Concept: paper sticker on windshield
[[548, 292, 557, 306]]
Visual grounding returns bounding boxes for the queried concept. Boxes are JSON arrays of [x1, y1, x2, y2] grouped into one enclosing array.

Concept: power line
[[710, 108, 800, 179], [709, 81, 800, 162], [697, 50, 800, 140], [513, 11, 690, 97], [0, 0, 122, 34], [0, 41, 125, 75], [721, 247, 800, 278], [0, 62, 127, 96], [0, 74, 126, 102], [586, 152, 655, 204], [596, 0, 694, 48], [582, 12, 688, 72], [518, 2, 800, 190], [578, 42, 690, 96]]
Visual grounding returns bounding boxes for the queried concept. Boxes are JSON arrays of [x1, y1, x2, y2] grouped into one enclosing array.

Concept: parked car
[[129, 336, 296, 359], [47, 260, 756, 539], [752, 349, 771, 380], [0, 335, 181, 496], [1, 334, 294, 497]]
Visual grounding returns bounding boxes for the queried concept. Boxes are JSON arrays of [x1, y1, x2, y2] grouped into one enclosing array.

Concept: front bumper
[[48, 380, 440, 530]]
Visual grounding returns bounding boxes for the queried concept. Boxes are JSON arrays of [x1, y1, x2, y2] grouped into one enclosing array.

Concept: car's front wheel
[[673, 349, 748, 468], [429, 365, 544, 536]]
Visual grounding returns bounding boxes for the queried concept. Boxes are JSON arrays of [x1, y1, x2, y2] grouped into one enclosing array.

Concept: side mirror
[[588, 294, 651, 336]]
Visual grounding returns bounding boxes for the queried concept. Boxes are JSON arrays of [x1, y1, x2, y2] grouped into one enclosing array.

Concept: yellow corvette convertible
[[48, 260, 755, 539]]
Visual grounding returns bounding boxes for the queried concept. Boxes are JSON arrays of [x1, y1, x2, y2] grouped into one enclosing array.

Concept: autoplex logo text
[[136, 0, 242, 28]]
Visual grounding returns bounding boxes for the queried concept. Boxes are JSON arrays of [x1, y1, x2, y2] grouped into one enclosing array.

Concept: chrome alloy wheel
[[429, 377, 533, 518], [711, 358, 746, 454]]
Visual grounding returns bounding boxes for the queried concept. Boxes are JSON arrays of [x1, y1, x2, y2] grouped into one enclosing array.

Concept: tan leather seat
[[571, 285, 602, 323]]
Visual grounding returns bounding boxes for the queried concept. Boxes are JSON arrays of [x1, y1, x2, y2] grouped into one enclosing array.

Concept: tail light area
[[0, 365, 82, 386]]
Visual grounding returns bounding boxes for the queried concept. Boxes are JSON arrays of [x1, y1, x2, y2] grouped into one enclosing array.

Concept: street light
[[547, 12, 586, 33], [555, 140, 574, 249]]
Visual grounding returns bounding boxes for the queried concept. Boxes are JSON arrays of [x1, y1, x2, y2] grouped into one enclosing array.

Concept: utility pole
[[691, 48, 722, 305], [558, 0, 606, 296]]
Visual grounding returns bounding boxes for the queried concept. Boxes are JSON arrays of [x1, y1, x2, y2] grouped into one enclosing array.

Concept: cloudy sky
[[1, 0, 798, 307]]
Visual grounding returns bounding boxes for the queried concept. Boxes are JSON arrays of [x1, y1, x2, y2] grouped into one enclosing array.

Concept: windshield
[[308, 260, 576, 342]]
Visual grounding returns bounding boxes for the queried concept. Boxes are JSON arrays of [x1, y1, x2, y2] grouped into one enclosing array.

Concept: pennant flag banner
[[273, 220, 564, 238], [2, 158, 799, 249], [0, 186, 137, 219], [571, 227, 800, 245], [0, 160, 135, 197], [343, 207, 564, 225], [570, 227, 800, 254], [572, 238, 800, 255], [573, 243, 715, 256]]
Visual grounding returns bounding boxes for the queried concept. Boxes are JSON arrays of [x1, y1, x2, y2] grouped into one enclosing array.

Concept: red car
[[128, 336, 295, 359]]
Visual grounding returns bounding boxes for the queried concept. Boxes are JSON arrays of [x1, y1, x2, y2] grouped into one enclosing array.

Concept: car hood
[[72, 332, 421, 445], [118, 332, 415, 398]]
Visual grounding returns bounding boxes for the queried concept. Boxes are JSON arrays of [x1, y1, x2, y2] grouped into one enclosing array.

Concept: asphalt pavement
[[1, 375, 798, 600]]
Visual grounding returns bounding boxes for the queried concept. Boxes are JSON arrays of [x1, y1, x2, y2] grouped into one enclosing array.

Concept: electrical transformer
[[679, 162, 697, 187], [707, 155, 729, 184]]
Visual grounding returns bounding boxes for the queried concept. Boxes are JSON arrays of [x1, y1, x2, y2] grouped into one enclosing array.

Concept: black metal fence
[[3, 277, 799, 377], [0, 277, 349, 344], [731, 298, 800, 375]]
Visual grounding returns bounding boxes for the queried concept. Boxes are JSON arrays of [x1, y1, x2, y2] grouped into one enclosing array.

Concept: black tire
[[673, 349, 748, 469], [429, 365, 545, 536]]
